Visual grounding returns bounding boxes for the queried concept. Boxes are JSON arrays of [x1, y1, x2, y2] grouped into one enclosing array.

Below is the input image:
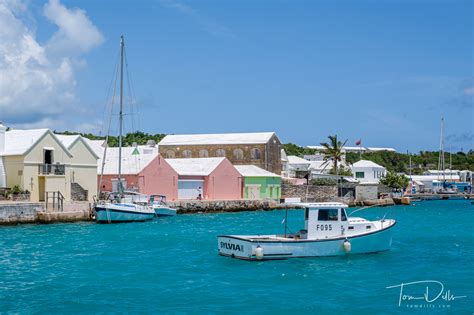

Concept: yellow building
[[0, 124, 98, 202]]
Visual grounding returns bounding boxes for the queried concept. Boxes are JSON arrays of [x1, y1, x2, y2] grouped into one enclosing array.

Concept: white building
[[308, 145, 396, 153], [286, 155, 311, 178], [303, 153, 326, 161], [423, 169, 472, 184], [281, 149, 289, 177], [409, 175, 461, 192], [351, 160, 386, 184]]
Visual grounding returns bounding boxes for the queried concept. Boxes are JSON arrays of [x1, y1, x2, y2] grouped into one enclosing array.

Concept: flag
[[355, 139, 361, 146]]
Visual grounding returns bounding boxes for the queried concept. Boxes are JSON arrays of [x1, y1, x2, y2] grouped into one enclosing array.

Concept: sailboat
[[95, 36, 155, 223], [435, 117, 456, 195]]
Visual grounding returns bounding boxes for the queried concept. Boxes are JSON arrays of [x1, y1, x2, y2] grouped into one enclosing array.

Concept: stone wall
[[0, 202, 44, 225], [355, 185, 378, 201], [0, 202, 92, 225], [281, 184, 338, 202], [168, 199, 296, 214], [71, 183, 88, 201], [37, 210, 91, 223], [159, 134, 282, 174]]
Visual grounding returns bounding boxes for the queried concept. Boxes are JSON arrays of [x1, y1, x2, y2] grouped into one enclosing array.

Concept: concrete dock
[[0, 201, 92, 225]]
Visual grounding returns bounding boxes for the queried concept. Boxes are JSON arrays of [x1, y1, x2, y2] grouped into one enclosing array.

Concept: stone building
[[158, 132, 282, 174]]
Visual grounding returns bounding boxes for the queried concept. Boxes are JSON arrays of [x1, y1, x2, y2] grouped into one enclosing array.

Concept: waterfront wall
[[168, 200, 299, 214], [0, 202, 91, 225], [281, 184, 338, 202], [0, 202, 44, 225], [37, 210, 91, 223]]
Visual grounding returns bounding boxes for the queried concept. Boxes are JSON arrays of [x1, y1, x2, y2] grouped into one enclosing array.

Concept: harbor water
[[0, 200, 472, 314]]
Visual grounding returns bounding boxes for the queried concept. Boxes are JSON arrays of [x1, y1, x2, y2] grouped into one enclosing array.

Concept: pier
[[406, 193, 473, 201]]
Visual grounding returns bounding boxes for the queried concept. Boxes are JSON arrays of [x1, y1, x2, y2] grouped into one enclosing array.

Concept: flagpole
[[359, 139, 362, 160]]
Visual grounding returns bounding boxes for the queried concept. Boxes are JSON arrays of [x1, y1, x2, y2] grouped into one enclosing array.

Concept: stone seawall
[[37, 210, 91, 223], [281, 184, 338, 202], [168, 200, 302, 214], [0, 203, 45, 225], [0, 202, 92, 225]]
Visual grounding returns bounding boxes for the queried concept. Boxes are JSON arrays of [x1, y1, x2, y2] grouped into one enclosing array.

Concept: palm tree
[[320, 135, 347, 175]]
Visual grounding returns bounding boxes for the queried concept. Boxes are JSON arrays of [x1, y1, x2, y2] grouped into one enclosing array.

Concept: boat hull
[[218, 222, 396, 260], [95, 204, 155, 223], [154, 206, 177, 217]]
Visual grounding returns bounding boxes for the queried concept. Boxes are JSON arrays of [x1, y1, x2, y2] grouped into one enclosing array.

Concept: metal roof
[[2, 129, 72, 157], [235, 165, 280, 177], [351, 160, 385, 168], [287, 155, 311, 165], [159, 132, 276, 146], [166, 157, 226, 176], [98, 145, 159, 175]]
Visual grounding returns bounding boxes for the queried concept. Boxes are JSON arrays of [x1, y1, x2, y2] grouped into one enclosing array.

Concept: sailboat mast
[[450, 152, 452, 181], [118, 35, 124, 194], [438, 117, 445, 183]]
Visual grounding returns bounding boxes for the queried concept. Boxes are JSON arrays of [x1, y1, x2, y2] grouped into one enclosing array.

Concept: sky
[[0, 0, 472, 152]]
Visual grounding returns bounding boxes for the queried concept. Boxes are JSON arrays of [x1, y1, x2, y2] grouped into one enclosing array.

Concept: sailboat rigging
[[94, 35, 155, 223]]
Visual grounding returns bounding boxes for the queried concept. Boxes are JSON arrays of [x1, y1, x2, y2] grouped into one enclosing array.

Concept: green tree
[[320, 135, 347, 175], [282, 143, 316, 157], [330, 165, 353, 176], [380, 171, 409, 189], [54, 130, 167, 147]]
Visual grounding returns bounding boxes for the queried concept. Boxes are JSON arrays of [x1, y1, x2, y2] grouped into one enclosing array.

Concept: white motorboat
[[150, 195, 177, 217], [218, 202, 396, 260]]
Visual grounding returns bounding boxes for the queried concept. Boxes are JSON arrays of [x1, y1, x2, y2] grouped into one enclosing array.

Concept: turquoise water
[[1, 200, 473, 314]]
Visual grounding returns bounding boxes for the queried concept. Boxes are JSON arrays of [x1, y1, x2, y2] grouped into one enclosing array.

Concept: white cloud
[[0, 0, 103, 127], [44, 0, 103, 55]]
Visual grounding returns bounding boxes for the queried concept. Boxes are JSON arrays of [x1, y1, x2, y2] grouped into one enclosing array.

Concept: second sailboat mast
[[118, 35, 124, 193]]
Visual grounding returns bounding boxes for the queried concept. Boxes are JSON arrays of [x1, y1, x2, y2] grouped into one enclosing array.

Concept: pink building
[[157, 157, 243, 201], [98, 147, 243, 201], [97, 145, 160, 193]]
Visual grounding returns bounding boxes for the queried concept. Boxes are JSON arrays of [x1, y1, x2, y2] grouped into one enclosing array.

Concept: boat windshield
[[341, 209, 347, 221], [318, 209, 339, 221]]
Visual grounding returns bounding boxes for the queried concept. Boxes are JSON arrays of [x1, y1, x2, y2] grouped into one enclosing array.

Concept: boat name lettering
[[220, 242, 244, 252], [316, 224, 332, 231]]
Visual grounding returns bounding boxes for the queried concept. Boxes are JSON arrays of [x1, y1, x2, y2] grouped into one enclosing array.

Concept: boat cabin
[[298, 202, 381, 240], [301, 202, 350, 240]]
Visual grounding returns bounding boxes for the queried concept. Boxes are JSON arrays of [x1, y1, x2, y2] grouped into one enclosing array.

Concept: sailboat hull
[[95, 204, 155, 223]]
